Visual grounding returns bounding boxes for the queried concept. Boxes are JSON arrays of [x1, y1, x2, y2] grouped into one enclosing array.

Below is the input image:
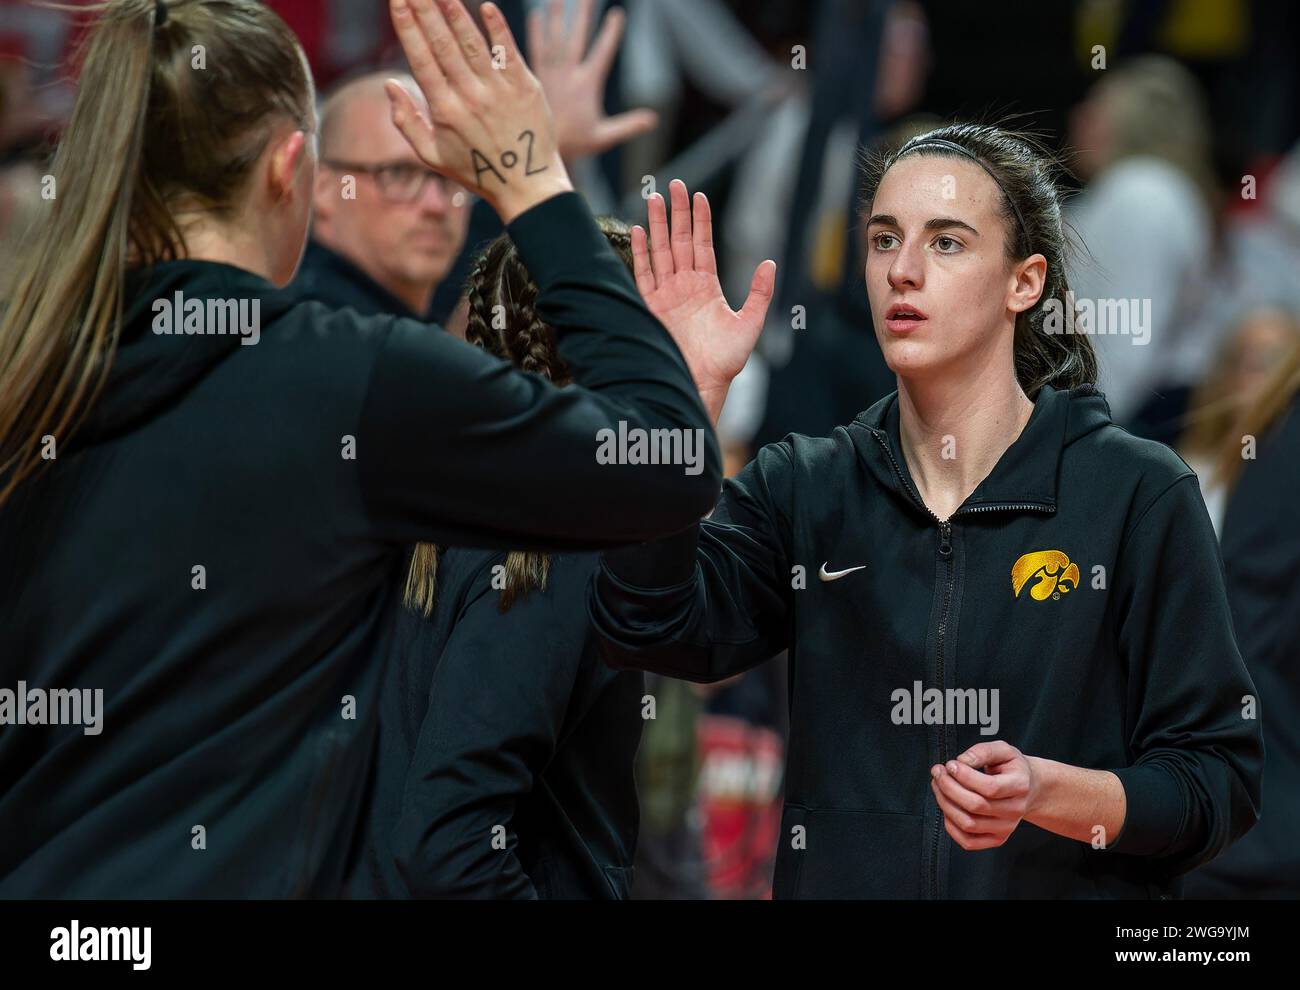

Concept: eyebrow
[[866, 214, 980, 237]]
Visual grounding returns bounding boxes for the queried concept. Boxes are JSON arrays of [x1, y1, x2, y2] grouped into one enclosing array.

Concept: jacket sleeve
[[357, 190, 720, 551], [1106, 473, 1264, 873], [389, 555, 588, 899], [588, 440, 795, 683]]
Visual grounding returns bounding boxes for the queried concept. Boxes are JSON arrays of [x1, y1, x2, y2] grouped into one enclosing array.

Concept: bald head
[[311, 71, 470, 315], [319, 72, 420, 160]]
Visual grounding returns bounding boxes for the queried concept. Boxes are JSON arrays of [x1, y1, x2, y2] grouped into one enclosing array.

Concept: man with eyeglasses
[[293, 2, 658, 337], [295, 71, 473, 322]]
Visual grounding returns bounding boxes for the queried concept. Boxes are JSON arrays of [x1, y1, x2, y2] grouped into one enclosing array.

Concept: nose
[[886, 236, 924, 292]]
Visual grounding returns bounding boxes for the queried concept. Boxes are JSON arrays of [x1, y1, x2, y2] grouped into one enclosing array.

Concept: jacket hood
[[850, 384, 1114, 517], [79, 260, 298, 445]]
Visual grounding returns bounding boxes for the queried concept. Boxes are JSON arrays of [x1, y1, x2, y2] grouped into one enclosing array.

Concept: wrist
[[489, 161, 574, 225], [698, 384, 729, 428], [1024, 755, 1057, 823]]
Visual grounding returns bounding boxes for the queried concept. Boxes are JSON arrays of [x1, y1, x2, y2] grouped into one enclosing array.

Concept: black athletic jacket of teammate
[[352, 549, 642, 899], [1187, 396, 1300, 897], [0, 192, 719, 897], [589, 384, 1263, 898]]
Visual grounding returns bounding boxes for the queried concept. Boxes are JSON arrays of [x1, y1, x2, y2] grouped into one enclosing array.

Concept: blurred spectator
[[292, 72, 473, 319], [1067, 55, 1216, 434], [1178, 306, 1300, 533], [1186, 338, 1300, 897]]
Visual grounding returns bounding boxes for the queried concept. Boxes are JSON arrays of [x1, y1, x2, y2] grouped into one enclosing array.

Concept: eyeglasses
[[322, 158, 467, 204]]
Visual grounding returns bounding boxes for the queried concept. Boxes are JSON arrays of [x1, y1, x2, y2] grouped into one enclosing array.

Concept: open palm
[[632, 180, 776, 419]]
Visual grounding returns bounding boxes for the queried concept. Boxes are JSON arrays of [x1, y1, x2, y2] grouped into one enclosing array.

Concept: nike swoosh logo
[[818, 562, 867, 581]]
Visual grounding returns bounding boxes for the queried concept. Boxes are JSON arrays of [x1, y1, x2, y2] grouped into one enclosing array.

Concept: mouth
[[883, 301, 928, 334]]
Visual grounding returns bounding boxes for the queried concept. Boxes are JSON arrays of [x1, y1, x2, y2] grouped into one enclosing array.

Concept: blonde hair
[[0, 0, 312, 508]]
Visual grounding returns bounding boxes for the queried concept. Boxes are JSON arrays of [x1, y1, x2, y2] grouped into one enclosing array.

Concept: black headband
[[154, 0, 168, 27], [898, 138, 1031, 251]]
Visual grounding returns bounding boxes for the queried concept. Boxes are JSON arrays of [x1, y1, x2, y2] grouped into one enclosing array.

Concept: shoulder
[[1067, 422, 1204, 534]]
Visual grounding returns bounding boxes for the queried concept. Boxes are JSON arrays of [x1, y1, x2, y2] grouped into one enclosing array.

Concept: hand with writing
[[386, 0, 573, 223]]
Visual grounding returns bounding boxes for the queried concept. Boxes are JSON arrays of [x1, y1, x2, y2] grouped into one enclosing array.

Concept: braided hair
[[404, 216, 635, 616]]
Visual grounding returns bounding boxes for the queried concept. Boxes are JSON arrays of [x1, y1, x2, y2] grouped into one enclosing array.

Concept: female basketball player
[[355, 219, 651, 899], [589, 125, 1264, 898], [0, 0, 717, 896]]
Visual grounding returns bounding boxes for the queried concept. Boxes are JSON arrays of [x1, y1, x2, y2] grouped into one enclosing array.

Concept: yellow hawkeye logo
[[1011, 550, 1080, 601]]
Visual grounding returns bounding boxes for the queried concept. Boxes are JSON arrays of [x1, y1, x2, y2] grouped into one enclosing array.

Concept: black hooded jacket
[[0, 191, 719, 897], [352, 548, 643, 899], [589, 384, 1263, 898]]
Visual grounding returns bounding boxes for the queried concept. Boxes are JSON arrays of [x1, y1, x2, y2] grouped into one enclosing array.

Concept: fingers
[[668, 179, 694, 273], [691, 191, 716, 276], [385, 79, 441, 168], [391, 0, 447, 97], [480, 1, 526, 81], [435, 0, 490, 75], [546, 0, 565, 57], [569, 0, 596, 64], [646, 191, 674, 281], [630, 225, 657, 296], [405, 0, 474, 90], [942, 813, 1005, 851], [589, 108, 658, 154], [525, 6, 543, 64], [930, 779, 1003, 837], [738, 260, 777, 329], [957, 740, 1019, 770], [586, 4, 624, 78], [944, 758, 1021, 800], [932, 765, 999, 816]]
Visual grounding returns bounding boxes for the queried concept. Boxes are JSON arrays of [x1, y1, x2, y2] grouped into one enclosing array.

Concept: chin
[[879, 335, 943, 374]]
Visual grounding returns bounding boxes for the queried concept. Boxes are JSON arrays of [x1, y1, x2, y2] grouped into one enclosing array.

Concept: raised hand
[[386, 0, 573, 223], [527, 0, 658, 162], [632, 179, 775, 425]]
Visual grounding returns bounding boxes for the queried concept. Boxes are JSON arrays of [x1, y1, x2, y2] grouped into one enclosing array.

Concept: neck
[[895, 346, 1034, 521], [175, 208, 279, 285]]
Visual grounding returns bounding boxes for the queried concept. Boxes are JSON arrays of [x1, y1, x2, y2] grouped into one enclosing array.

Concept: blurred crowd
[[2, 0, 1298, 898]]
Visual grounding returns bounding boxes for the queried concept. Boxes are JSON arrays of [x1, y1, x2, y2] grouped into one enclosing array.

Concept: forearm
[[1025, 757, 1127, 847]]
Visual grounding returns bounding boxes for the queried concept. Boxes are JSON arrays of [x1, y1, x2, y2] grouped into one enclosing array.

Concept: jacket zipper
[[871, 429, 1052, 898]]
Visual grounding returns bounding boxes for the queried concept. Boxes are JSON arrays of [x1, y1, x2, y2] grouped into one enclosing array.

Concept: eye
[[933, 234, 961, 253], [871, 232, 899, 251]]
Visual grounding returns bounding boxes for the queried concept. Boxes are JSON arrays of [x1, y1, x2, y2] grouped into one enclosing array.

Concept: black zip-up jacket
[[0, 191, 719, 897], [589, 384, 1263, 898], [1187, 397, 1300, 897], [352, 548, 643, 899]]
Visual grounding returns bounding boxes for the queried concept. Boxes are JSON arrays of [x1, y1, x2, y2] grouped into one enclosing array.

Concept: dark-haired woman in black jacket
[[589, 126, 1264, 898], [354, 220, 654, 899]]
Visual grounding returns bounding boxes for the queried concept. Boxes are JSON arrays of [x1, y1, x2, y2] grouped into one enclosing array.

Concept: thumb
[[385, 79, 441, 169], [737, 259, 777, 332], [589, 108, 659, 154]]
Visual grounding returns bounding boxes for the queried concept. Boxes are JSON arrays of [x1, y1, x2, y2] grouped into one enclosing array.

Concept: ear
[[1008, 253, 1047, 316], [268, 129, 309, 202]]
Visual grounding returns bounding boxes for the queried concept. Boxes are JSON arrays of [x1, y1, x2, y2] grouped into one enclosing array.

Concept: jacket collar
[[850, 384, 1111, 520], [288, 239, 418, 319]]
